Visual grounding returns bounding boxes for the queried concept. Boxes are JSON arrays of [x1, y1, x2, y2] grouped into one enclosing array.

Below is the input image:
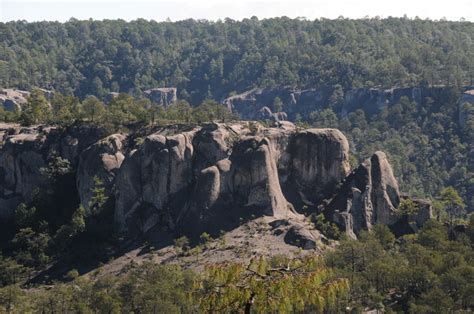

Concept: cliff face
[[143, 88, 177, 107], [324, 151, 432, 238], [113, 122, 350, 236], [0, 123, 104, 218], [222, 86, 452, 120], [0, 122, 431, 240]]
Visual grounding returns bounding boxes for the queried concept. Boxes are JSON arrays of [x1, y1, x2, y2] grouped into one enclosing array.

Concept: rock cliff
[[0, 121, 431, 241], [0, 88, 54, 112], [222, 86, 453, 120], [324, 151, 432, 238], [143, 87, 177, 107]]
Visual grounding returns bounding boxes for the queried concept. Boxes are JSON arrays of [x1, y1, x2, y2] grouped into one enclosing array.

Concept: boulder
[[284, 222, 317, 250]]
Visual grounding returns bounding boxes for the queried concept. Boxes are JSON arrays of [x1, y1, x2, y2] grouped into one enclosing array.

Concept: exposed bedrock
[[76, 133, 126, 209], [0, 124, 105, 218], [114, 129, 197, 234], [109, 122, 354, 237], [324, 151, 432, 238], [288, 129, 350, 207], [222, 85, 453, 120], [0, 121, 432, 241]]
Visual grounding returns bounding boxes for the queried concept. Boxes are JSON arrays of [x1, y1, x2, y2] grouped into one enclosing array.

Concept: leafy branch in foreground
[[196, 256, 349, 313]]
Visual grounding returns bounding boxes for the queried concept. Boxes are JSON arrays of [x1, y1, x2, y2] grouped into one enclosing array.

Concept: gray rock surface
[[113, 122, 351, 236], [143, 87, 177, 107], [0, 89, 29, 111], [284, 222, 318, 250], [0, 88, 54, 112], [289, 128, 350, 206], [323, 151, 430, 238], [222, 85, 452, 120], [257, 106, 288, 122], [77, 134, 126, 209], [0, 121, 431, 244], [0, 124, 105, 218]]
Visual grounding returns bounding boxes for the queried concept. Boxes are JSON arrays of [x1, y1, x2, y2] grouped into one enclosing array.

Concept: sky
[[0, 0, 473, 22]]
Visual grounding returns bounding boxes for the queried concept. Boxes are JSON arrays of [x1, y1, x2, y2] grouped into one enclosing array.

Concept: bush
[[312, 213, 341, 240], [174, 236, 190, 254]]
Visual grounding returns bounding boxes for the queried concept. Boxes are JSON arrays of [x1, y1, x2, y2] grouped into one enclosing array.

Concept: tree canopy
[[1, 17, 473, 104]]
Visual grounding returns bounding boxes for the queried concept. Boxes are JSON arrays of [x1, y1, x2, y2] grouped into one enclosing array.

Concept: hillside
[[1, 18, 473, 103]]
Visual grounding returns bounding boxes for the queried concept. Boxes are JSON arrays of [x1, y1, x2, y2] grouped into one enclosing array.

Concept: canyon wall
[[0, 121, 431, 240]]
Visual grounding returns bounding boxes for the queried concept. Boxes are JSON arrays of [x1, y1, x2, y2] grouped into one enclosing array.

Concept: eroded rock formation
[[222, 86, 452, 120], [0, 124, 104, 218], [324, 151, 432, 238], [113, 122, 350, 237], [0, 121, 431, 242], [143, 87, 177, 107]]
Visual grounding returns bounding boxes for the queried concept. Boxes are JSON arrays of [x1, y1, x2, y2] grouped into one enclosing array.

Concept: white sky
[[0, 0, 473, 22]]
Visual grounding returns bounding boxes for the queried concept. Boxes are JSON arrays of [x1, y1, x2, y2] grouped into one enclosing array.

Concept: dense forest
[[1, 18, 473, 103]]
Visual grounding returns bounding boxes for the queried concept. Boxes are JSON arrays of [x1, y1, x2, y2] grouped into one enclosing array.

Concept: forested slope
[[1, 17, 473, 103]]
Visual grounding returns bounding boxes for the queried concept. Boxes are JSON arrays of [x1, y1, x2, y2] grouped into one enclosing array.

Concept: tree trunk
[[244, 293, 255, 314]]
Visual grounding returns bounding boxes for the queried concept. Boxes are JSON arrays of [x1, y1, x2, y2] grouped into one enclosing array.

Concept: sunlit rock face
[[0, 121, 430, 241], [113, 122, 351, 236], [324, 151, 432, 238]]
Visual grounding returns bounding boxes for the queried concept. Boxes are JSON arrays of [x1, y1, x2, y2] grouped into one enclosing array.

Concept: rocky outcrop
[[257, 106, 288, 122], [76, 134, 126, 209], [111, 122, 353, 237], [0, 121, 431, 243], [114, 129, 197, 234], [0, 131, 49, 218], [323, 151, 430, 238], [0, 89, 29, 111], [222, 86, 452, 120], [143, 88, 177, 107], [288, 129, 350, 206], [0, 88, 54, 112], [0, 124, 105, 218], [389, 196, 433, 236], [114, 123, 293, 235]]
